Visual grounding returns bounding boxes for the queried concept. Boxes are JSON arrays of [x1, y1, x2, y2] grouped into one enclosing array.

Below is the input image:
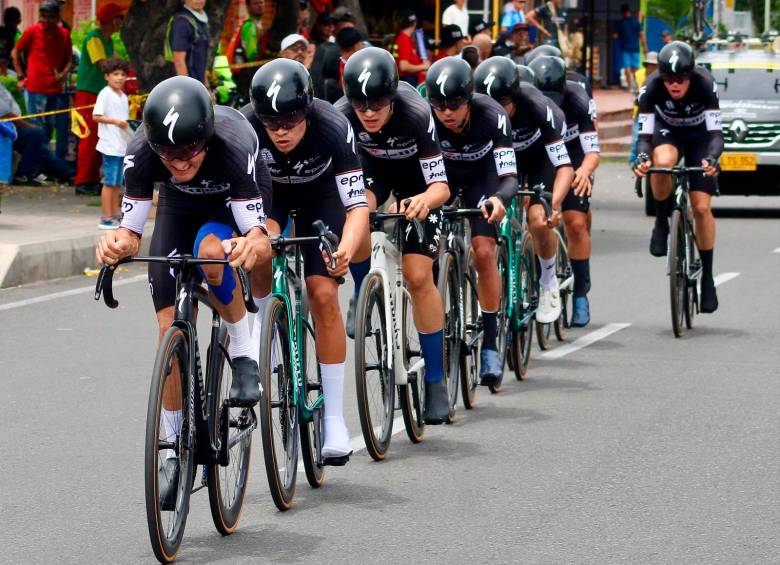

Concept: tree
[[121, 0, 231, 92], [647, 0, 691, 34]]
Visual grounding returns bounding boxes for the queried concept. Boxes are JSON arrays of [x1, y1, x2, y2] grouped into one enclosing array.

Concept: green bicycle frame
[[498, 195, 535, 332]]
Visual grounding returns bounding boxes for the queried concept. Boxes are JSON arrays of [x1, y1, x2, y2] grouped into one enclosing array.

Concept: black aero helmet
[[658, 41, 695, 77], [516, 64, 535, 84], [250, 58, 313, 116], [474, 56, 521, 101], [144, 75, 214, 160], [343, 46, 398, 100], [425, 56, 474, 100], [529, 55, 567, 105], [524, 44, 562, 65]]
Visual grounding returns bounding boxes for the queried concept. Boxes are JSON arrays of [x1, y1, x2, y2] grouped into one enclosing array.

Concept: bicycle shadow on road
[[652, 324, 751, 340], [276, 478, 412, 513], [712, 207, 780, 219]]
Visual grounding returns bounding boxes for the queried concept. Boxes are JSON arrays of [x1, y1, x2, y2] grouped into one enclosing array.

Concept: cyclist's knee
[[403, 261, 433, 292], [473, 238, 496, 268], [652, 146, 677, 167], [564, 214, 588, 242], [197, 235, 225, 285], [307, 278, 340, 319], [691, 199, 712, 218], [156, 307, 174, 341]]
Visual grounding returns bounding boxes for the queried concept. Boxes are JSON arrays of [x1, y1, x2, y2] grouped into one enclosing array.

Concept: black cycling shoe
[[229, 356, 261, 407], [423, 379, 449, 425], [650, 224, 669, 257], [158, 457, 180, 511], [345, 295, 356, 340], [700, 281, 719, 313]]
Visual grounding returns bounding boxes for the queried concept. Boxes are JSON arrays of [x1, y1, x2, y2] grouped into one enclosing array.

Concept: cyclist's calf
[[306, 275, 345, 362]]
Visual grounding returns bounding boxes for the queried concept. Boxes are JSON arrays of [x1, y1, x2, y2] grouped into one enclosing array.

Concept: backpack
[[164, 12, 201, 62]]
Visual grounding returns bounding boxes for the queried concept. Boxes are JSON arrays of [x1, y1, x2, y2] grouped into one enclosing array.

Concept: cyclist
[[424, 56, 517, 386], [240, 58, 369, 461], [336, 47, 452, 425], [529, 55, 600, 327], [95, 75, 272, 504], [475, 56, 574, 324], [524, 44, 593, 97], [633, 41, 723, 313]]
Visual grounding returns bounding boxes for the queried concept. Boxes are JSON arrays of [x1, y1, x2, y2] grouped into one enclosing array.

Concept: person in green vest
[[74, 2, 125, 195], [228, 0, 266, 98]]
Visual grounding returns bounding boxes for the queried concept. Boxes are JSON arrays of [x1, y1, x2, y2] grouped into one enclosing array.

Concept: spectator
[[92, 57, 131, 229], [393, 9, 429, 87], [0, 53, 16, 78], [509, 22, 532, 61], [170, 0, 210, 86], [11, 1, 72, 163], [460, 44, 480, 69], [471, 31, 493, 61], [310, 11, 336, 45], [500, 0, 526, 32], [471, 18, 493, 39], [336, 27, 365, 84], [436, 25, 466, 60], [442, 0, 470, 38], [0, 81, 70, 185], [280, 33, 310, 66], [227, 0, 265, 100], [331, 6, 355, 34], [74, 2, 124, 196], [309, 13, 341, 102], [614, 3, 646, 93], [0, 7, 21, 63], [297, 0, 311, 39], [525, 0, 564, 47], [661, 29, 672, 44]]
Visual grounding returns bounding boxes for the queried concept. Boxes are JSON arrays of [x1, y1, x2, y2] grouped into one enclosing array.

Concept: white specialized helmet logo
[[483, 71, 496, 97], [267, 78, 282, 112], [162, 106, 179, 144], [436, 72, 449, 97], [358, 67, 371, 96], [669, 50, 679, 73]]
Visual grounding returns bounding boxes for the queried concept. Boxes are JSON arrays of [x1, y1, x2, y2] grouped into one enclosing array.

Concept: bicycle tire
[[400, 291, 425, 443], [490, 245, 510, 393], [355, 273, 395, 461], [145, 326, 194, 564], [669, 209, 686, 337], [258, 297, 299, 510], [511, 234, 536, 380], [299, 307, 325, 488], [207, 324, 253, 535], [461, 248, 480, 409], [554, 230, 571, 341], [437, 251, 460, 422], [684, 220, 698, 329]]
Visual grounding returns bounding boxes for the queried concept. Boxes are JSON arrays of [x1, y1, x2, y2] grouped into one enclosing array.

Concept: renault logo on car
[[729, 119, 748, 143]]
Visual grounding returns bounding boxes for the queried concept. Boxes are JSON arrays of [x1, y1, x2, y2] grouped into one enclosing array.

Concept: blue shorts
[[622, 51, 640, 70], [101, 154, 124, 186]]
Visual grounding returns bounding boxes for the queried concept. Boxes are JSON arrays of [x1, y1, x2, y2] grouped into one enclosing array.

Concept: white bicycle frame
[[367, 228, 424, 387]]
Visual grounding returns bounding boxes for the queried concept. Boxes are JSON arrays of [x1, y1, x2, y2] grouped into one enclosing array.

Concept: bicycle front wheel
[[437, 251, 460, 422], [400, 291, 425, 443], [669, 210, 686, 338], [207, 324, 253, 535], [259, 297, 299, 510], [684, 221, 698, 329], [300, 306, 325, 488], [511, 234, 536, 380], [490, 245, 510, 393], [145, 326, 194, 564], [461, 248, 480, 409], [554, 229, 571, 342], [355, 273, 395, 461]]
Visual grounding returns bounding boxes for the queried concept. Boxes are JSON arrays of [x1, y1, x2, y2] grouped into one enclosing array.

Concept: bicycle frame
[[498, 196, 536, 332], [668, 174, 703, 283]]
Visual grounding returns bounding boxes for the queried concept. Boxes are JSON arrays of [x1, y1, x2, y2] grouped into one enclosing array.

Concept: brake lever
[[312, 220, 346, 285], [95, 264, 119, 309], [635, 176, 644, 198], [236, 267, 258, 313], [400, 198, 426, 242]]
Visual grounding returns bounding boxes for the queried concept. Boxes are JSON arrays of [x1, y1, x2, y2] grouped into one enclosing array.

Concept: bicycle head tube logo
[[267, 79, 282, 112], [163, 106, 179, 143], [358, 68, 371, 96]]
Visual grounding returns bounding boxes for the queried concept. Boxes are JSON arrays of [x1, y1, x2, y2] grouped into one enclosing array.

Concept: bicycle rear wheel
[[490, 245, 510, 393], [145, 326, 194, 564], [400, 291, 425, 443], [669, 210, 686, 338], [461, 249, 480, 409], [355, 273, 395, 461], [554, 230, 571, 341], [207, 325, 253, 535], [511, 235, 536, 380], [258, 297, 299, 510], [437, 251, 460, 422], [299, 307, 325, 488]]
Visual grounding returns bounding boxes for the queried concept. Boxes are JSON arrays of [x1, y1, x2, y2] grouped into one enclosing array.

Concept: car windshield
[[711, 66, 780, 99]]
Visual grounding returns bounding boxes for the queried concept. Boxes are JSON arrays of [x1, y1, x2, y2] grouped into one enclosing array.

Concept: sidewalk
[[592, 87, 634, 118], [0, 184, 151, 288]]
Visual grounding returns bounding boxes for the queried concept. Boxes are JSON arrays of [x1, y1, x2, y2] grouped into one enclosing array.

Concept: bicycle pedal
[[322, 452, 352, 467]]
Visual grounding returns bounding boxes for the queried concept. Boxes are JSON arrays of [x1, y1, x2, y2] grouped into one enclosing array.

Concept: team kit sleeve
[[535, 95, 572, 168], [635, 78, 656, 157], [329, 114, 368, 211], [702, 74, 724, 161], [118, 135, 156, 236], [574, 91, 600, 155], [227, 139, 272, 236], [491, 104, 519, 204], [415, 109, 448, 185]]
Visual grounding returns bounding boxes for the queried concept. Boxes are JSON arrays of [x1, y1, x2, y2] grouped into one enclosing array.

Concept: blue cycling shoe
[[571, 296, 590, 327], [479, 348, 503, 386]]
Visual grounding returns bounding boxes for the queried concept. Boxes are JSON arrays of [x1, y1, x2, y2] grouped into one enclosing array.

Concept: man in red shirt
[[393, 9, 429, 86], [12, 1, 72, 163], [434, 24, 465, 61]]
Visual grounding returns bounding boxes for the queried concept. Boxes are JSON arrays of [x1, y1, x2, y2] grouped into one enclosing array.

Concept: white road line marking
[[713, 272, 740, 287], [773, 246, 780, 254], [0, 274, 147, 312], [538, 323, 631, 360]]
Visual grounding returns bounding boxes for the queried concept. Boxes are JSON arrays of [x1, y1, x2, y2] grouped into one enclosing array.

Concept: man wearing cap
[[73, 2, 124, 195], [280, 33, 311, 67], [436, 24, 465, 60], [336, 27, 365, 84], [12, 1, 72, 163], [393, 9, 429, 87], [331, 6, 355, 34], [310, 11, 335, 45], [471, 18, 493, 39]]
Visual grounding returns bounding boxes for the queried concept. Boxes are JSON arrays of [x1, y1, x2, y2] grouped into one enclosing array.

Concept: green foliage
[[647, 0, 691, 33], [70, 20, 129, 60], [0, 75, 25, 114]]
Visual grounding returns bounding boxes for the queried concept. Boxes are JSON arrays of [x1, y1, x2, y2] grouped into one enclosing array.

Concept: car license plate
[[721, 153, 757, 171]]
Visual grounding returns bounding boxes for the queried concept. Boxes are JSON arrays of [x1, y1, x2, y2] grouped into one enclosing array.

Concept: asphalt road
[[1, 163, 779, 564]]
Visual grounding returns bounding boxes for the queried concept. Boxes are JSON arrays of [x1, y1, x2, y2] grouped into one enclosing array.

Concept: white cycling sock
[[539, 255, 557, 289], [321, 363, 345, 420], [162, 409, 182, 460], [249, 294, 271, 364], [226, 313, 252, 360]]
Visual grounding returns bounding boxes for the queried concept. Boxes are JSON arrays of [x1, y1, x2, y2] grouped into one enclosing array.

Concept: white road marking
[[773, 246, 780, 254], [538, 323, 631, 361], [0, 274, 147, 312], [713, 272, 740, 287]]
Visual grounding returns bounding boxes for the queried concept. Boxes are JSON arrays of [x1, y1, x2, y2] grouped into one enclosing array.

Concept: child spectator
[[92, 57, 131, 230]]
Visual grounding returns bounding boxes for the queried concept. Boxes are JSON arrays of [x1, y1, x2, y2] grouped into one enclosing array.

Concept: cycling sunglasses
[[662, 74, 691, 85], [149, 140, 206, 162], [259, 110, 307, 131], [350, 96, 393, 113], [429, 97, 470, 112]]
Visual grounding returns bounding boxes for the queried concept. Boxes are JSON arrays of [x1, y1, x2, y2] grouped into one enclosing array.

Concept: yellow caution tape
[[0, 93, 149, 123], [70, 108, 90, 139]]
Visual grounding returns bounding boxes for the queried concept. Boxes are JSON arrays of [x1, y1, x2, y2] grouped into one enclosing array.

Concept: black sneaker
[[158, 458, 180, 511], [423, 379, 449, 425], [700, 281, 718, 313], [13, 175, 43, 187], [75, 183, 101, 196], [229, 356, 261, 407], [649, 224, 669, 257], [345, 295, 356, 339]]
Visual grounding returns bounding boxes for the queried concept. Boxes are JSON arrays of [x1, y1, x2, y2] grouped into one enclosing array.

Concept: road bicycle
[[95, 255, 257, 564], [257, 219, 348, 511], [353, 205, 431, 461], [635, 165, 714, 337]]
